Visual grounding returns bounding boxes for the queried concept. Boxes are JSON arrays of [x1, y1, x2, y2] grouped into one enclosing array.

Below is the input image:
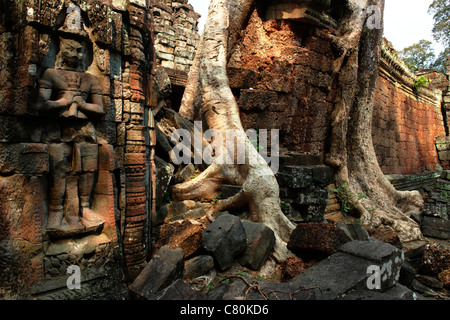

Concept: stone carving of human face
[[59, 38, 84, 70]]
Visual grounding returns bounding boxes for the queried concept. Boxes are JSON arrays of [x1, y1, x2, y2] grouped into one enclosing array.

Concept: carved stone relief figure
[[37, 7, 107, 238]]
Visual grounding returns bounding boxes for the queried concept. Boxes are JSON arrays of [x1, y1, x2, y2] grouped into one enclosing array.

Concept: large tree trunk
[[326, 0, 423, 242], [174, 0, 423, 266], [173, 0, 295, 261]]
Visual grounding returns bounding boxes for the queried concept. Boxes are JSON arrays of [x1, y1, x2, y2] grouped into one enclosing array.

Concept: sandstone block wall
[[151, 0, 200, 73], [228, 7, 447, 175], [372, 40, 446, 175], [228, 9, 336, 160]]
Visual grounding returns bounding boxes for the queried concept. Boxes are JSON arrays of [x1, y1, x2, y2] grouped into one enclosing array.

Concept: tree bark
[[173, 0, 294, 261], [326, 0, 423, 242], [174, 0, 423, 268]]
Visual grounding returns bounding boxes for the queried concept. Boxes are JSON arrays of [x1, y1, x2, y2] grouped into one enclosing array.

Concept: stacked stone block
[[151, 0, 200, 73], [372, 39, 446, 175], [422, 171, 450, 240], [276, 152, 334, 223]]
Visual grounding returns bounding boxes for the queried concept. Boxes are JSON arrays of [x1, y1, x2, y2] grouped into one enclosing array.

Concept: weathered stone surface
[[165, 200, 212, 222], [202, 214, 247, 271], [422, 216, 450, 240], [399, 261, 416, 287], [172, 163, 196, 184], [420, 243, 450, 276], [154, 278, 202, 300], [237, 221, 275, 270], [416, 274, 444, 290], [281, 256, 305, 282], [289, 252, 373, 300], [423, 202, 448, 220], [130, 245, 185, 299], [341, 284, 421, 300], [346, 223, 370, 241], [212, 276, 319, 300], [370, 227, 402, 249], [151, 0, 200, 73], [438, 269, 450, 288], [183, 255, 215, 281], [154, 219, 207, 258], [279, 152, 322, 166], [276, 166, 314, 189], [0, 0, 156, 298], [154, 155, 175, 211], [339, 239, 404, 291], [0, 143, 49, 175], [287, 222, 352, 260]]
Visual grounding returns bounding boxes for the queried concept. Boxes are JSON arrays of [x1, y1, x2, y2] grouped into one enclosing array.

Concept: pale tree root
[[172, 160, 295, 262]]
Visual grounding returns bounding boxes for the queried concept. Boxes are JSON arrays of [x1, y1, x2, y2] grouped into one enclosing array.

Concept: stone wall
[[372, 39, 446, 175], [228, 6, 447, 175], [151, 0, 200, 73], [227, 8, 337, 160], [0, 0, 156, 299], [149, 0, 200, 110]]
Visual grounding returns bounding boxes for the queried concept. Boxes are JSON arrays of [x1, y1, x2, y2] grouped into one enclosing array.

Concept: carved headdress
[[58, 1, 89, 39]]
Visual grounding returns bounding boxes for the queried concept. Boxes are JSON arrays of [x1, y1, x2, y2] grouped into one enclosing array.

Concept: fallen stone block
[[237, 220, 275, 270], [172, 163, 196, 184], [165, 200, 212, 222], [416, 274, 443, 290], [287, 222, 352, 261], [129, 245, 185, 299], [423, 202, 448, 220], [370, 227, 402, 249], [422, 216, 450, 240], [346, 223, 370, 241], [341, 283, 422, 300], [213, 276, 319, 300], [183, 255, 215, 280], [281, 256, 306, 281], [399, 261, 416, 287], [289, 252, 373, 300], [154, 218, 206, 258], [202, 214, 247, 271], [154, 279, 202, 300], [339, 239, 404, 291]]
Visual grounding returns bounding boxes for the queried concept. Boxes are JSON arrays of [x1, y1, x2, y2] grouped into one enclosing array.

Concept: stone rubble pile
[[422, 170, 450, 240], [129, 214, 450, 300], [151, 0, 201, 73]]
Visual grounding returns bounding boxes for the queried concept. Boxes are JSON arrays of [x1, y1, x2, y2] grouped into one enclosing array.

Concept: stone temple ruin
[[0, 0, 449, 301]]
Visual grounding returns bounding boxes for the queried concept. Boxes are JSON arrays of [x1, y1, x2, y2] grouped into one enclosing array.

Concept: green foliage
[[331, 180, 366, 215], [429, 0, 450, 48], [399, 40, 436, 72], [164, 190, 172, 204], [413, 76, 432, 90], [431, 47, 450, 73], [213, 192, 223, 203]]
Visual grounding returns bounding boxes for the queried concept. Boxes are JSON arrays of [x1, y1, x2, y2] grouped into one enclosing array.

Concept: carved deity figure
[[38, 36, 106, 236]]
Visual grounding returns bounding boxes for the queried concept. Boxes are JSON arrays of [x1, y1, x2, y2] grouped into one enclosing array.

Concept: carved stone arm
[[38, 87, 72, 111], [76, 92, 105, 116]]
